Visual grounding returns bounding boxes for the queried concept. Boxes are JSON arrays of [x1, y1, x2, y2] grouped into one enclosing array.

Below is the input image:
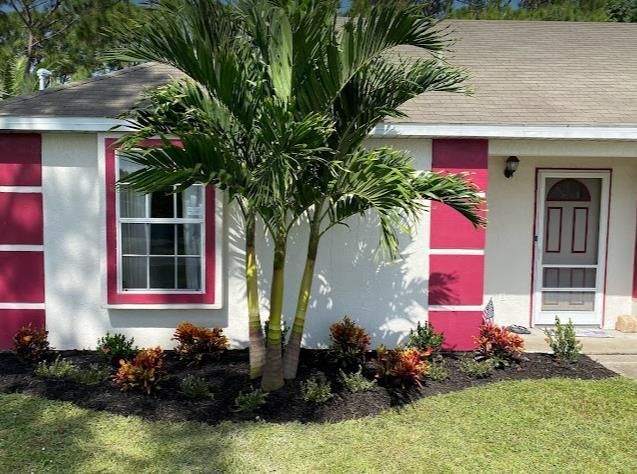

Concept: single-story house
[[1, 20, 636, 351]]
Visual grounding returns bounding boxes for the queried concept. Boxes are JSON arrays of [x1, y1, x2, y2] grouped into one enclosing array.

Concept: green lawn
[[1, 378, 636, 473]]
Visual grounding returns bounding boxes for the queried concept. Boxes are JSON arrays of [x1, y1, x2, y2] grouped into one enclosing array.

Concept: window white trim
[[115, 151, 206, 293]]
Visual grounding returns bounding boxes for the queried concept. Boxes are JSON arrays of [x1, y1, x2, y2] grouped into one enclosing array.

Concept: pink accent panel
[[0, 309, 45, 350], [429, 255, 484, 305], [105, 138, 217, 305], [430, 201, 485, 249], [0, 252, 45, 303], [0, 134, 41, 186], [428, 311, 482, 351], [432, 139, 489, 191], [0, 193, 43, 244]]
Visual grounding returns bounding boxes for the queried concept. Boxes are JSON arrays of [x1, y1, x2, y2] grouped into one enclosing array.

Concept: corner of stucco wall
[[483, 153, 535, 328]]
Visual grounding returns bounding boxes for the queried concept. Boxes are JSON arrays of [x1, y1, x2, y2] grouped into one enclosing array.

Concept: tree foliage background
[[1, 0, 635, 99], [0, 0, 148, 98], [347, 0, 637, 21]]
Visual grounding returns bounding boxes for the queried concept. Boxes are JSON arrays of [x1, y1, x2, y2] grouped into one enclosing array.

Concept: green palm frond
[[414, 171, 486, 227], [0, 55, 35, 99], [321, 147, 484, 258]]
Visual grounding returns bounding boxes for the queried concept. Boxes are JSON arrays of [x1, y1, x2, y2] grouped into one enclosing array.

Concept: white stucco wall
[[485, 140, 637, 329], [42, 134, 432, 350]]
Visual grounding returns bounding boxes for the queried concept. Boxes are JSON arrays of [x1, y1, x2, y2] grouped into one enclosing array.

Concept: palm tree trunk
[[245, 213, 265, 379], [261, 237, 287, 391], [282, 217, 321, 380]]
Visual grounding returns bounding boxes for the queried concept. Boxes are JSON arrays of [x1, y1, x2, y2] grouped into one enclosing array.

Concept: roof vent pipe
[[36, 68, 52, 90]]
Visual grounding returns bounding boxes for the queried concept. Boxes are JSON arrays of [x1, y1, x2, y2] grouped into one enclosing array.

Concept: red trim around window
[[105, 138, 217, 305]]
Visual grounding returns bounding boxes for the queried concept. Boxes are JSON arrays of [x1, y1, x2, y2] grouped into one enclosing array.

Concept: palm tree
[[111, 1, 333, 382], [0, 55, 36, 99], [111, 0, 484, 391], [236, 0, 484, 379]]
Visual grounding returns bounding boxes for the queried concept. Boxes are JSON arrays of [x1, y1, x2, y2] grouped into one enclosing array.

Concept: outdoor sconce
[[504, 156, 520, 178]]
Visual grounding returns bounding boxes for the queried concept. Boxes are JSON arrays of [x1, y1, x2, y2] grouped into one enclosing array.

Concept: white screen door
[[533, 171, 610, 326]]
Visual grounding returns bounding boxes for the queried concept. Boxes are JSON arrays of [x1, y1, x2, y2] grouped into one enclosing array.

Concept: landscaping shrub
[[96, 333, 138, 367], [327, 316, 371, 371], [475, 320, 525, 367], [180, 375, 212, 399], [113, 347, 165, 395], [427, 358, 449, 381], [35, 357, 109, 385], [374, 345, 430, 387], [459, 359, 494, 379], [34, 356, 76, 378], [71, 365, 111, 385], [13, 324, 50, 363], [544, 317, 583, 363], [339, 368, 376, 393], [406, 321, 444, 354], [301, 376, 333, 404], [234, 388, 268, 413], [172, 322, 229, 362]]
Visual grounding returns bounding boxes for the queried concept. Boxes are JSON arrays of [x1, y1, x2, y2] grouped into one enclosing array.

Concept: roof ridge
[[0, 62, 162, 108]]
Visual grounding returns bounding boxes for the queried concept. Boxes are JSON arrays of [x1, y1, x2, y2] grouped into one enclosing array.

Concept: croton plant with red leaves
[[475, 321, 525, 365], [13, 323, 50, 363], [113, 347, 165, 395], [375, 346, 431, 387], [172, 322, 229, 361]]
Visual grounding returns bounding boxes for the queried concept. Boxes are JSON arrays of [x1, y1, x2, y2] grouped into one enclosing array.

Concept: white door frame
[[532, 169, 611, 326]]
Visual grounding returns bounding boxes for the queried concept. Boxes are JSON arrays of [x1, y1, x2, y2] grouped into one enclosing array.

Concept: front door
[[533, 171, 610, 326]]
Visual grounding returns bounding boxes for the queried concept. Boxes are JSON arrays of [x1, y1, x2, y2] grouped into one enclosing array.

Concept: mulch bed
[[0, 349, 617, 425]]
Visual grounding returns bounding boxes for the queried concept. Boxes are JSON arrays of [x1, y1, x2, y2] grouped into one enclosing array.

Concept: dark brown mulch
[[0, 349, 617, 425]]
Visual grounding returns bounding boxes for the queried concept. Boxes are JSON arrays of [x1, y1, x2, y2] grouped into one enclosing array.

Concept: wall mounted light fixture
[[504, 156, 520, 178]]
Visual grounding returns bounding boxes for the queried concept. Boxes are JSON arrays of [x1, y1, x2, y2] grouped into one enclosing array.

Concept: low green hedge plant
[[544, 317, 583, 363], [180, 375, 212, 399], [459, 359, 494, 379], [301, 376, 333, 404], [234, 388, 268, 413], [339, 368, 376, 393]]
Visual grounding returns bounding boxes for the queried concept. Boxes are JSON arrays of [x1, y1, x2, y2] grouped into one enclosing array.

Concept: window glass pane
[[120, 189, 146, 218], [177, 224, 201, 255], [178, 257, 201, 290], [121, 224, 147, 255], [149, 224, 175, 255], [546, 178, 591, 202], [118, 156, 142, 178], [149, 257, 175, 289], [122, 256, 147, 289], [150, 188, 174, 218], [177, 186, 204, 218]]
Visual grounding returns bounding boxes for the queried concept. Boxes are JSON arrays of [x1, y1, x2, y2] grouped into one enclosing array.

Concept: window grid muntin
[[116, 153, 206, 293]]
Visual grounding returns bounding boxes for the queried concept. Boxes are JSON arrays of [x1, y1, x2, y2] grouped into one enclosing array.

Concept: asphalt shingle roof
[[1, 20, 636, 127]]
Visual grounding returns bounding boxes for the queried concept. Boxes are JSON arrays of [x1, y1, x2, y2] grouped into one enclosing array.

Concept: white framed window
[[116, 154, 205, 293]]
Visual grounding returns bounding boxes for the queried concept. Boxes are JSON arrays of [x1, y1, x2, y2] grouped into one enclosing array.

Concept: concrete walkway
[[522, 329, 637, 354], [588, 355, 637, 379], [522, 329, 637, 379]]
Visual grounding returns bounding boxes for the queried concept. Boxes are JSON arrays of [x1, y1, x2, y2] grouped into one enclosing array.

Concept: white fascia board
[[0, 116, 132, 132], [373, 123, 637, 140], [2, 116, 637, 140]]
